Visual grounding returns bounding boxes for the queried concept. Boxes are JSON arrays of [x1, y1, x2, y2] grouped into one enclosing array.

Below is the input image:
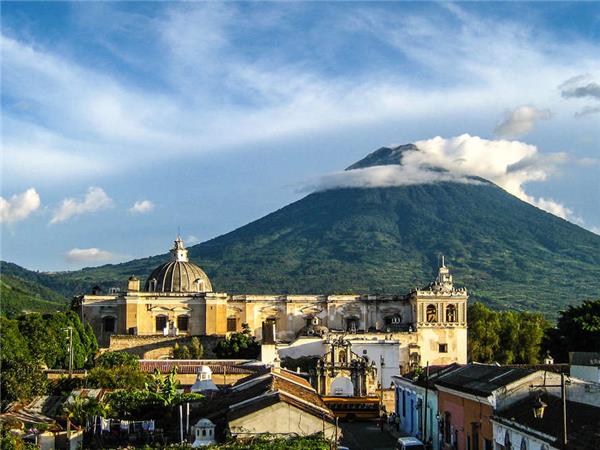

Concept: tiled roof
[[495, 393, 600, 450], [139, 360, 256, 375], [435, 364, 534, 397], [199, 369, 335, 424]]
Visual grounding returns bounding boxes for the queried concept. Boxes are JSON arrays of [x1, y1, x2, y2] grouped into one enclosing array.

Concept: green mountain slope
[[0, 267, 68, 317], [6, 145, 600, 317]]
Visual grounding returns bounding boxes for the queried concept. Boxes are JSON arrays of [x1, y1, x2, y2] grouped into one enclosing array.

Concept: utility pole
[[64, 326, 74, 377], [424, 362, 429, 445], [380, 355, 385, 412]]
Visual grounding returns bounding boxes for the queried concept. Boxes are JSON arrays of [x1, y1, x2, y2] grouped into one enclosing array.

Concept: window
[[484, 439, 493, 450], [155, 315, 167, 332], [346, 317, 358, 332], [227, 317, 237, 332], [102, 316, 115, 333], [149, 278, 157, 291], [444, 412, 451, 444], [519, 439, 527, 450], [177, 316, 189, 332], [402, 390, 406, 416], [426, 304, 437, 323], [439, 343, 448, 353], [446, 304, 457, 322]]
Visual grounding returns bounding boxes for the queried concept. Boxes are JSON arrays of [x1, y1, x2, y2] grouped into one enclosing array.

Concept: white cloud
[[129, 200, 154, 214], [186, 235, 201, 245], [494, 106, 552, 137], [65, 247, 117, 263], [0, 188, 41, 223], [3, 3, 600, 187], [50, 187, 113, 224], [311, 134, 580, 222], [305, 165, 480, 192]]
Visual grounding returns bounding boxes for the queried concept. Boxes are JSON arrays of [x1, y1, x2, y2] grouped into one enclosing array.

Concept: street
[[339, 419, 397, 450]]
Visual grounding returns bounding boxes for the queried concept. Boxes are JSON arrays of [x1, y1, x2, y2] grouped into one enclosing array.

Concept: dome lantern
[[144, 237, 212, 293]]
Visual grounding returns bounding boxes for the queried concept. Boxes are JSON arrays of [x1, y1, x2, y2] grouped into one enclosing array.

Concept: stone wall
[[108, 335, 221, 359]]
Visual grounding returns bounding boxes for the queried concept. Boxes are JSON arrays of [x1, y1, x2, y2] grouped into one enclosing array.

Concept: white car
[[396, 436, 426, 450]]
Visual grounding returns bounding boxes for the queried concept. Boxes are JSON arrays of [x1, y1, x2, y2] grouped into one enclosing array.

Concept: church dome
[[144, 237, 213, 293]]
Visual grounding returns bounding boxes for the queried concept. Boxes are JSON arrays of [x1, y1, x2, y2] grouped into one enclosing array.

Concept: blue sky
[[1, 2, 599, 271]]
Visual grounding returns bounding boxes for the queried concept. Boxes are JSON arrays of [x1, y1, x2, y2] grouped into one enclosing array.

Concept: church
[[78, 237, 468, 370]]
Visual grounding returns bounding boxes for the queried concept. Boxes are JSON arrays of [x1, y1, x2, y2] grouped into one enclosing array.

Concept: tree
[[545, 299, 600, 362], [0, 317, 47, 407], [63, 396, 103, 427], [189, 337, 204, 359], [95, 351, 139, 369], [170, 337, 204, 359], [213, 323, 260, 359], [468, 302, 548, 364]]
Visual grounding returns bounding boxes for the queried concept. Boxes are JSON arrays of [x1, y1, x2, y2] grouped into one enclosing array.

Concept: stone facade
[[78, 239, 468, 369]]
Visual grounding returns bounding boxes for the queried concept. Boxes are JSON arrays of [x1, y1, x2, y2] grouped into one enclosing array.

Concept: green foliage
[[95, 351, 139, 368], [103, 368, 203, 421], [63, 396, 105, 427], [0, 316, 47, 406], [545, 299, 600, 362], [171, 337, 204, 359], [0, 269, 67, 317], [87, 365, 150, 389], [14, 181, 600, 319], [468, 302, 549, 364], [1, 424, 39, 450], [0, 358, 47, 406], [206, 434, 331, 449], [15, 311, 97, 369], [213, 324, 259, 359], [87, 351, 149, 389]]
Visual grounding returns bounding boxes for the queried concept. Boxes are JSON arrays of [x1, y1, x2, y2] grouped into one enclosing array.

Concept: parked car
[[396, 436, 425, 450]]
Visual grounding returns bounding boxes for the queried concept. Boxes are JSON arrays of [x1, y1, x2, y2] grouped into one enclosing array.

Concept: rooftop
[[495, 393, 600, 450], [435, 363, 534, 397]]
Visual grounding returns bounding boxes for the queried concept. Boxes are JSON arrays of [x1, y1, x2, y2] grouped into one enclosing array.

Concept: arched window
[[149, 278, 157, 291], [155, 315, 167, 332], [426, 305, 437, 323], [195, 278, 205, 292], [446, 304, 457, 322], [177, 315, 189, 332], [346, 317, 359, 332], [102, 316, 115, 333]]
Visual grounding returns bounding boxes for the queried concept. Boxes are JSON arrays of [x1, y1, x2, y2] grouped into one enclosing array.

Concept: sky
[[1, 1, 600, 271]]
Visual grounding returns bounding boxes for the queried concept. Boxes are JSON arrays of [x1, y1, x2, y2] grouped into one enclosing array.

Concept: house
[[491, 392, 600, 450], [569, 352, 600, 384], [197, 366, 339, 441], [392, 364, 462, 450], [434, 364, 565, 450]]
